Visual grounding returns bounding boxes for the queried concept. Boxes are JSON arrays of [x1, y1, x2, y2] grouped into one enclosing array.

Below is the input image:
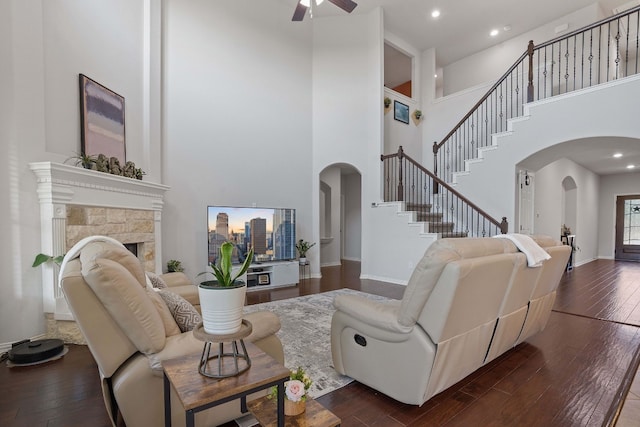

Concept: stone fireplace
[[30, 162, 169, 324]]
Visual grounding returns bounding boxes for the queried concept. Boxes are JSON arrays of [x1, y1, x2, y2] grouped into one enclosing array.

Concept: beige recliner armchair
[[60, 236, 284, 427], [331, 236, 569, 406]]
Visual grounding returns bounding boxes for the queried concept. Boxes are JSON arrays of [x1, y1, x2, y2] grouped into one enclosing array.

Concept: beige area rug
[[243, 288, 392, 398]]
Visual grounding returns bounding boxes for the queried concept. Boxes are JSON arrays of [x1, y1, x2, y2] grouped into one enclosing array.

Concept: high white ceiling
[[299, 0, 628, 66], [283, 0, 640, 175]]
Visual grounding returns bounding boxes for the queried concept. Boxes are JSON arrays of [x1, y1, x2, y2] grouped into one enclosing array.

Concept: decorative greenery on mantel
[[66, 152, 145, 180]]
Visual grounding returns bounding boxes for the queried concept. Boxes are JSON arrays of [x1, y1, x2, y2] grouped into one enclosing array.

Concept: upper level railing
[[434, 5, 640, 184], [382, 146, 508, 237]]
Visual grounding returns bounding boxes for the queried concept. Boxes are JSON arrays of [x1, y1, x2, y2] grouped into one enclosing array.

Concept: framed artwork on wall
[[394, 100, 409, 124], [79, 74, 126, 164]]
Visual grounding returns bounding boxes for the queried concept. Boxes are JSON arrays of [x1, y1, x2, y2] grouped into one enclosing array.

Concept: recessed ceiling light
[[490, 29, 499, 37], [431, 10, 440, 18], [627, 164, 636, 169], [434, 74, 438, 78], [613, 153, 623, 158]]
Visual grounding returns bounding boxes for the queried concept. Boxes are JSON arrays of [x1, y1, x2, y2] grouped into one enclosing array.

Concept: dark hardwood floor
[[2, 259, 640, 426]]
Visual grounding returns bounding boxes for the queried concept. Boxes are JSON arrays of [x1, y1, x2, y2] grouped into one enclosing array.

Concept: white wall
[[533, 158, 600, 265], [0, 0, 153, 347], [364, 202, 437, 284], [453, 75, 640, 238], [442, 4, 604, 95], [343, 173, 362, 261], [162, 0, 314, 278], [598, 172, 640, 259], [311, 9, 384, 280]]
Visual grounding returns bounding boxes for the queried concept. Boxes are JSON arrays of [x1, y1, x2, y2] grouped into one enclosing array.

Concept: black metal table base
[[198, 339, 251, 378]]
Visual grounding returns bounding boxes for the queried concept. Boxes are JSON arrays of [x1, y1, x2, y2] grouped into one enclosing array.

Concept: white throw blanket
[[493, 233, 551, 267], [58, 235, 126, 283]]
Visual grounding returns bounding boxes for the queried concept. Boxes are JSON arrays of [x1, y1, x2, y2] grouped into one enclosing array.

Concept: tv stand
[[236, 261, 299, 291]]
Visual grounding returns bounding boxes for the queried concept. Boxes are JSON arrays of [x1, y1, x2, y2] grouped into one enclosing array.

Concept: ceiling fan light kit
[[300, 0, 324, 7], [292, 0, 357, 21]]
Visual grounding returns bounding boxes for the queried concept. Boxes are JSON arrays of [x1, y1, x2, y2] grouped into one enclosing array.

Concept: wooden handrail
[[434, 49, 529, 151], [435, 4, 640, 154], [535, 4, 640, 50], [383, 147, 507, 232]]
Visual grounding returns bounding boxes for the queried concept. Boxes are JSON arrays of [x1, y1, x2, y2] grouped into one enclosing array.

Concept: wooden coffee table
[[247, 395, 341, 427], [162, 342, 290, 427]]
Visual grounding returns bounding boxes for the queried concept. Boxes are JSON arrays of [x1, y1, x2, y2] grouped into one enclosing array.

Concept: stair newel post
[[527, 40, 534, 103], [432, 141, 439, 195], [500, 217, 509, 234], [397, 146, 404, 202]]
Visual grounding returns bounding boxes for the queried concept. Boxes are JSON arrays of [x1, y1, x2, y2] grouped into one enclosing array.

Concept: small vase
[[284, 398, 306, 416]]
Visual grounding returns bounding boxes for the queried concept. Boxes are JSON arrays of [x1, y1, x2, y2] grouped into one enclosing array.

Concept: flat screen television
[[207, 205, 296, 265]]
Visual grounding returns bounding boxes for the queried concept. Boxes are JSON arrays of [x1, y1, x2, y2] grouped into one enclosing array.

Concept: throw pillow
[[147, 271, 168, 289], [157, 290, 201, 332]]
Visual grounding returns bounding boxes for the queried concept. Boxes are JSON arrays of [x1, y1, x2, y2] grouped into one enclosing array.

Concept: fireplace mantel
[[30, 162, 170, 319]]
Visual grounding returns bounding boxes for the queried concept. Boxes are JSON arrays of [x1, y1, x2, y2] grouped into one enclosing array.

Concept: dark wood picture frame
[[394, 100, 409, 124], [79, 74, 126, 164]]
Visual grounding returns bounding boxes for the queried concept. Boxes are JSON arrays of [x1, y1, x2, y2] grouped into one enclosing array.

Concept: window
[[623, 199, 640, 245], [384, 42, 413, 98]]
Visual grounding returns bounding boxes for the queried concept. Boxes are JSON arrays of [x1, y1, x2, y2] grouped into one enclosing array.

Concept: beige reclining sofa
[[331, 235, 570, 406], [60, 236, 284, 427]]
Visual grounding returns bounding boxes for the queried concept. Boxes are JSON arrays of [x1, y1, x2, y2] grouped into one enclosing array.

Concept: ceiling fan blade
[[328, 0, 358, 13], [292, 2, 308, 21]]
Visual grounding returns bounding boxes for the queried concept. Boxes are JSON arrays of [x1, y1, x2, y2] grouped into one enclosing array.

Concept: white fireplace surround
[[30, 162, 169, 320]]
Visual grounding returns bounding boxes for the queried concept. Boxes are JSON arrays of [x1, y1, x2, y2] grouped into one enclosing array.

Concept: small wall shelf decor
[[413, 109, 423, 120], [394, 100, 409, 124]]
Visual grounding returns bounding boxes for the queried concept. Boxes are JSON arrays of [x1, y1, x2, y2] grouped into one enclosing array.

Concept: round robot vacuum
[[8, 339, 65, 364]]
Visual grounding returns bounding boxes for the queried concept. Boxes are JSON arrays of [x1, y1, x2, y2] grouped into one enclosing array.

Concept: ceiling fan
[[292, 0, 358, 21]]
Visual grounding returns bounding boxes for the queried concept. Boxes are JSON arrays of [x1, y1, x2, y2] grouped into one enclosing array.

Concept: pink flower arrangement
[[285, 379, 306, 402], [271, 366, 312, 402]]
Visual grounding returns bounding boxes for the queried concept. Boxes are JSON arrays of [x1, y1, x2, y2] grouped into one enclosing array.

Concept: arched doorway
[[319, 164, 362, 267]]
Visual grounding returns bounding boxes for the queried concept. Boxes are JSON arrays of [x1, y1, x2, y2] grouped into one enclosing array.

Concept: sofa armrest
[[147, 311, 282, 375], [160, 272, 192, 288], [147, 332, 203, 375], [333, 294, 412, 334]]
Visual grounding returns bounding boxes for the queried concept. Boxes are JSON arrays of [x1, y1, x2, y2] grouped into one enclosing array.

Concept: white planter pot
[[299, 257, 307, 265], [198, 282, 246, 335]]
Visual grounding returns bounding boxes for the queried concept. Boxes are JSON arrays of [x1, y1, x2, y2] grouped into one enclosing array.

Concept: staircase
[[381, 146, 507, 238], [382, 5, 640, 238]]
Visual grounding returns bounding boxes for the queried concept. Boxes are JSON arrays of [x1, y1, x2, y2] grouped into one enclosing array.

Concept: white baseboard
[[341, 256, 361, 262], [320, 262, 342, 267], [359, 274, 408, 286]]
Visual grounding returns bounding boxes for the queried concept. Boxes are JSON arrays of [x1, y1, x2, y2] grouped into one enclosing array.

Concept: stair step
[[427, 222, 455, 232], [440, 231, 468, 238], [416, 212, 443, 222], [405, 202, 432, 212]]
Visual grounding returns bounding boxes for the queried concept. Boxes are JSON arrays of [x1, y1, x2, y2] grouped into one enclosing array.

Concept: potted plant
[[65, 152, 98, 169], [413, 109, 423, 120], [32, 253, 65, 268], [384, 96, 391, 108], [166, 259, 184, 273], [295, 239, 316, 265], [196, 242, 254, 335]]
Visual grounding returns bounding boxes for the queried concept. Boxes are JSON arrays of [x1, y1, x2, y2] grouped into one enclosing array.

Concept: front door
[[615, 195, 640, 262]]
